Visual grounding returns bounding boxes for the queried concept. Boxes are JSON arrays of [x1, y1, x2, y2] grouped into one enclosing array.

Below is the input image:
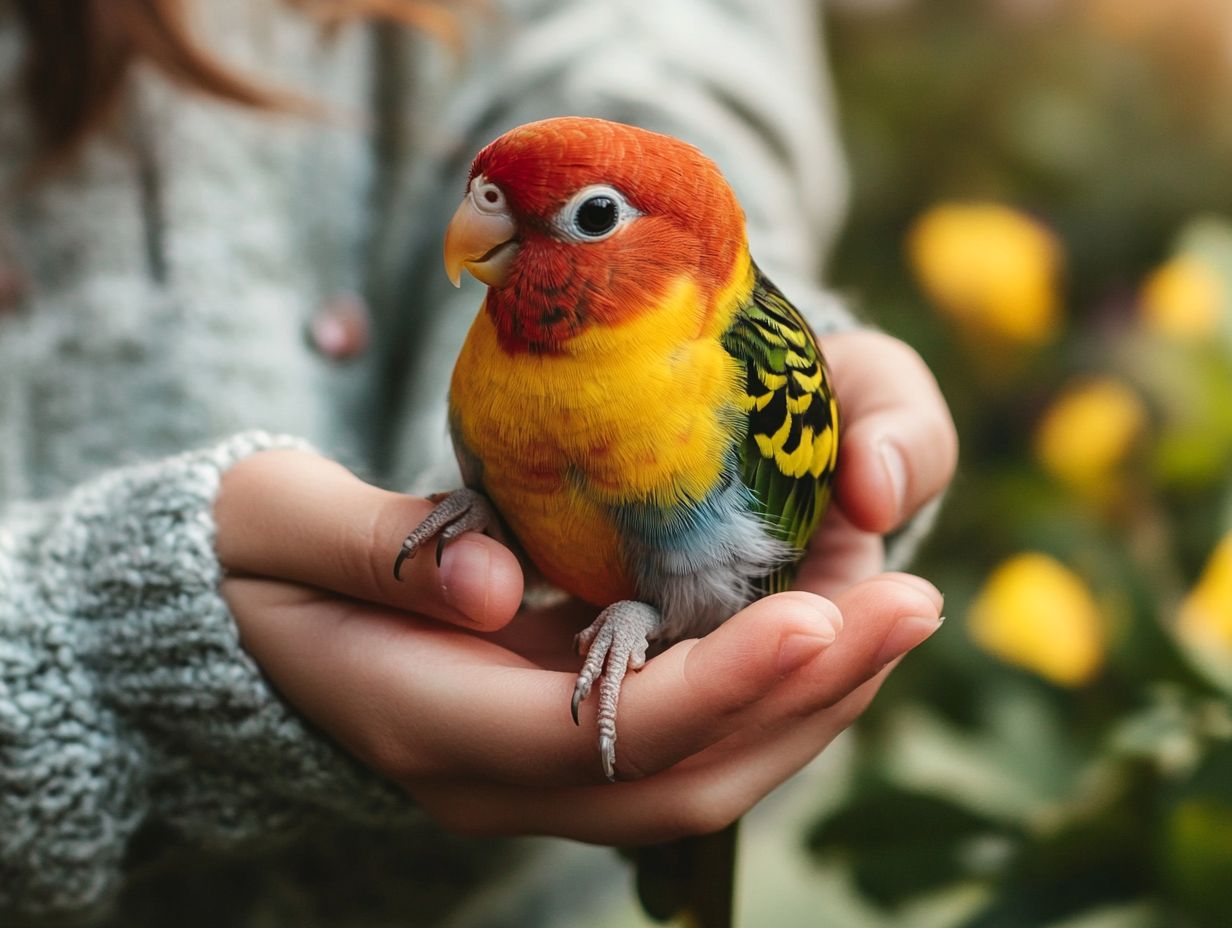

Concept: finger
[[232, 577, 844, 787], [413, 591, 846, 786], [613, 573, 933, 779], [607, 591, 846, 779], [634, 575, 940, 784], [408, 672, 894, 845], [232, 571, 937, 792], [407, 582, 940, 845], [822, 330, 958, 534], [215, 449, 523, 630], [226, 575, 544, 775], [391, 571, 931, 788], [731, 574, 941, 725]]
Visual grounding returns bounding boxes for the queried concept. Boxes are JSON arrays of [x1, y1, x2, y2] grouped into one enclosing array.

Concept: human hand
[[228, 571, 940, 844], [214, 451, 944, 844], [214, 450, 525, 632]]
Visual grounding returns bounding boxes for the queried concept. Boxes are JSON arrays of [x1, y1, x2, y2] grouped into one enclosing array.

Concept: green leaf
[[1109, 686, 1232, 777], [877, 697, 1083, 824], [808, 787, 1018, 907]]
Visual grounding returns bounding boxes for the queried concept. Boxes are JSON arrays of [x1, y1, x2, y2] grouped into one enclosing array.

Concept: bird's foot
[[571, 600, 663, 781], [394, 488, 496, 579]]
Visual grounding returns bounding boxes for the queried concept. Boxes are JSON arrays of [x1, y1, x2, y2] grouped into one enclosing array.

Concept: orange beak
[[443, 176, 519, 288]]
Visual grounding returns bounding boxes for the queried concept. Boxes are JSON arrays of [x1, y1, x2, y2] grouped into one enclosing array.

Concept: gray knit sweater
[[0, 0, 859, 923]]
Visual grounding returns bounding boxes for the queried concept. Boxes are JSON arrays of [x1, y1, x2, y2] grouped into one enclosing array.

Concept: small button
[[309, 293, 370, 360]]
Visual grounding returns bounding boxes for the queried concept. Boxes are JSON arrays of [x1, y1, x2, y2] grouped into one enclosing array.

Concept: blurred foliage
[[805, 0, 1232, 925]]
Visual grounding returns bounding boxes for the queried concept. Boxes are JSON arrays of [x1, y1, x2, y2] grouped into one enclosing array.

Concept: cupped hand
[[225, 569, 941, 844], [213, 326, 956, 844]]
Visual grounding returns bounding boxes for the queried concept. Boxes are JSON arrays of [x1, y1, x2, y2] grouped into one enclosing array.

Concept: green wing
[[721, 265, 840, 594]]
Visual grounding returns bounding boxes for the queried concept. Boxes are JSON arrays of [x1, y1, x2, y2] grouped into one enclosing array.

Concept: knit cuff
[[0, 431, 410, 921]]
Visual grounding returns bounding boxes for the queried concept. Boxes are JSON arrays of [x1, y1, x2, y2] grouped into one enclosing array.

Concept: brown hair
[[13, 0, 458, 176]]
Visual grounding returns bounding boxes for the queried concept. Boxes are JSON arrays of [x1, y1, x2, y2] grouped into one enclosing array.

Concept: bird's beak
[[443, 177, 519, 288]]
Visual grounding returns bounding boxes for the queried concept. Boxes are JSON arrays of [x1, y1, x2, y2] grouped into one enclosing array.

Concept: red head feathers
[[444, 117, 748, 353]]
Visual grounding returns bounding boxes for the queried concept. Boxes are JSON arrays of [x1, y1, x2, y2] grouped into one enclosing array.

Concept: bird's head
[[444, 117, 748, 353]]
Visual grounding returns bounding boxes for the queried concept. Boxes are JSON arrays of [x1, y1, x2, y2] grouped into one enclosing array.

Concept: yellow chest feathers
[[451, 273, 749, 503], [448, 270, 751, 602]]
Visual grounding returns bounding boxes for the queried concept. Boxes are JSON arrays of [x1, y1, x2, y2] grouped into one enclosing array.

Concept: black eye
[[574, 195, 619, 237]]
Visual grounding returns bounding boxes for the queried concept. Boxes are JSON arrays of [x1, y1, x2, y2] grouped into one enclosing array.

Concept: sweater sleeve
[[0, 431, 411, 922]]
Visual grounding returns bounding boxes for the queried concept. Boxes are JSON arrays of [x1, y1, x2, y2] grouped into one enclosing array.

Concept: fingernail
[[439, 538, 491, 620], [885, 573, 945, 611], [874, 614, 943, 667], [879, 440, 907, 518], [776, 606, 842, 676]]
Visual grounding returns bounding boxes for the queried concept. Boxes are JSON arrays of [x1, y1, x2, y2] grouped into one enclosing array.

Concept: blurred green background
[[805, 1, 1232, 925], [605, 2, 1232, 926]]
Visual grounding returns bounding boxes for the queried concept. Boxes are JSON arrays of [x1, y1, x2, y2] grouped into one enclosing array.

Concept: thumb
[[214, 449, 523, 630]]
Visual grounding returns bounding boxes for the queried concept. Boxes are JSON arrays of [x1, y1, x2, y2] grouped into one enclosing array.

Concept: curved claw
[[393, 542, 416, 581], [392, 488, 495, 581], [571, 679, 587, 725], [599, 734, 616, 782]]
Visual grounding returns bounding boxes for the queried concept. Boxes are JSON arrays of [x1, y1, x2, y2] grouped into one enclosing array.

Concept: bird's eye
[[574, 196, 619, 237], [558, 185, 635, 242]]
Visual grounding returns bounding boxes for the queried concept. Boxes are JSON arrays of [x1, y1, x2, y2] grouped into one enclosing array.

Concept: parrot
[[394, 116, 839, 927]]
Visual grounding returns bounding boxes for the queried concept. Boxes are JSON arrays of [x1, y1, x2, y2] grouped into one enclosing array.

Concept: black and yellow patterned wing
[[721, 265, 840, 594]]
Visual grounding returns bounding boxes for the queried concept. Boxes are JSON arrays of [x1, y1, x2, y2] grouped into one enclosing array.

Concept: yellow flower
[[1140, 255, 1224, 340], [968, 553, 1106, 686], [1178, 534, 1232, 651], [907, 203, 1062, 345], [1033, 378, 1147, 490]]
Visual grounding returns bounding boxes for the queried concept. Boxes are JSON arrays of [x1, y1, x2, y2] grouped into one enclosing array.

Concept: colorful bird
[[395, 116, 839, 927]]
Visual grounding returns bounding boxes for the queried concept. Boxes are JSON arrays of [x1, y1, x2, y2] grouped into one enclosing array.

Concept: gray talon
[[600, 734, 616, 782], [570, 601, 662, 781], [393, 539, 418, 581], [393, 488, 494, 581], [571, 682, 586, 725]]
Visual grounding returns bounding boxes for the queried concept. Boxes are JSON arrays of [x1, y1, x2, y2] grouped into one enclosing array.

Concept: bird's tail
[[634, 821, 738, 928]]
